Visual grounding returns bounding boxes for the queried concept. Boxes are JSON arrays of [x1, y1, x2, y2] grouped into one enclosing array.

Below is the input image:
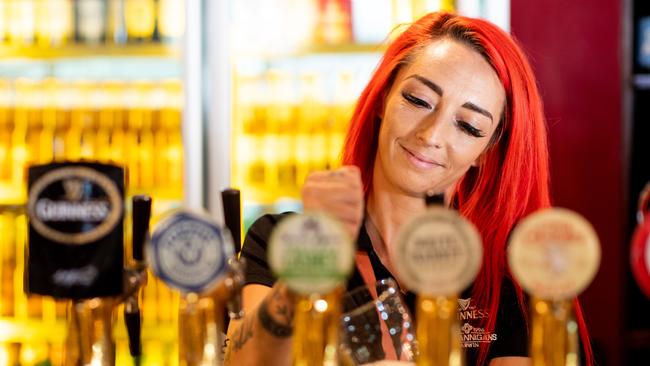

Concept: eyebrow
[[407, 74, 443, 96], [407, 74, 494, 123], [462, 102, 493, 123]]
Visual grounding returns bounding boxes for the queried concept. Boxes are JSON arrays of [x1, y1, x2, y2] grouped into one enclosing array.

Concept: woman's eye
[[402, 92, 431, 109], [456, 120, 486, 138]]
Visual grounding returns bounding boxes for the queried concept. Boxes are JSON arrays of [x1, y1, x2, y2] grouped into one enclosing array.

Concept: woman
[[225, 12, 593, 366]]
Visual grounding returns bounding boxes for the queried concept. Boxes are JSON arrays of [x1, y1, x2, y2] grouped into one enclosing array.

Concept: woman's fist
[[301, 166, 365, 239]]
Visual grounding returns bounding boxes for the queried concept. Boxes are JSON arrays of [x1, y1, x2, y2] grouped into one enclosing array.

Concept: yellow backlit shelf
[[0, 184, 26, 207], [302, 42, 386, 55], [0, 44, 180, 60], [0, 318, 66, 343]]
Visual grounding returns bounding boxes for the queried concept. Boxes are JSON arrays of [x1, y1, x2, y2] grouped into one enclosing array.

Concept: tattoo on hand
[[275, 303, 294, 325], [258, 298, 293, 338], [231, 316, 254, 353], [223, 337, 231, 363]]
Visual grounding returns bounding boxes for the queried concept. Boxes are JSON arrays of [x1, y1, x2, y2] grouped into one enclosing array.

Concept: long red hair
[[342, 12, 593, 365]]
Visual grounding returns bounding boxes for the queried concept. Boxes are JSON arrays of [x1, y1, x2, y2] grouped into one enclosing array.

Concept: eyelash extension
[[401, 91, 485, 138], [401, 91, 431, 109], [456, 120, 486, 138]]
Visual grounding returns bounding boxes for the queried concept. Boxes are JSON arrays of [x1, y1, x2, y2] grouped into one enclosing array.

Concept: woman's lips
[[400, 144, 443, 170]]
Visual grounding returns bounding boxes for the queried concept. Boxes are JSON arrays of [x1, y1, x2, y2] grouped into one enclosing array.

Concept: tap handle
[[221, 189, 241, 254], [226, 257, 246, 319], [132, 195, 152, 262], [425, 192, 445, 207], [124, 305, 142, 360]]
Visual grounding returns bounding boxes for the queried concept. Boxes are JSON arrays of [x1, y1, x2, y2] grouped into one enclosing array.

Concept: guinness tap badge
[[149, 210, 234, 294], [29, 167, 122, 245], [27, 162, 125, 299]]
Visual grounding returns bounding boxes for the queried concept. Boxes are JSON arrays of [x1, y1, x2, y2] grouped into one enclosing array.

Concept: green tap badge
[[268, 212, 354, 295]]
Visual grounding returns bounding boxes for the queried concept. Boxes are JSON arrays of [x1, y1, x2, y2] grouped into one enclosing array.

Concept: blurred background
[[0, 0, 644, 364]]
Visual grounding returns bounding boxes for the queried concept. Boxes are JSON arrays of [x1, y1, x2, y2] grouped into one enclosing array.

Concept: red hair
[[342, 12, 593, 365]]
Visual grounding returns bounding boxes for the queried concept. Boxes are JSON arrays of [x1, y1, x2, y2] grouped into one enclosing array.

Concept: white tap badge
[[149, 210, 234, 294], [268, 212, 354, 295], [393, 207, 483, 297], [27, 162, 124, 299], [508, 208, 601, 300]]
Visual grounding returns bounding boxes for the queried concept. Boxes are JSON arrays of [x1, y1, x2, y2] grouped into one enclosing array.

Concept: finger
[[339, 165, 361, 178], [303, 177, 363, 195], [305, 170, 333, 181], [307, 167, 362, 186], [302, 184, 363, 206], [304, 199, 363, 223]]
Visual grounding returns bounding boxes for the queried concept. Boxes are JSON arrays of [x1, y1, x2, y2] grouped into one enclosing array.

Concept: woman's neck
[[366, 185, 427, 273]]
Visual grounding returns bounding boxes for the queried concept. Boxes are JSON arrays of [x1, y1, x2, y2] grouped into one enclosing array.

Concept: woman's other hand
[[302, 165, 365, 239]]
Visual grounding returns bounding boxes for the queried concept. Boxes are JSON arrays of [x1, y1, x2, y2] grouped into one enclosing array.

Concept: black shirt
[[241, 213, 529, 364]]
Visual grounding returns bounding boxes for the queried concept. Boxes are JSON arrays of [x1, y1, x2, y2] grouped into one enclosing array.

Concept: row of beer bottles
[[233, 70, 359, 202], [0, 77, 184, 201], [0, 0, 184, 47]]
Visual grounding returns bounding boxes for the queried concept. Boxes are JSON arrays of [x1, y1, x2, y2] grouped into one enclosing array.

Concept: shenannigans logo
[[458, 298, 496, 348], [28, 166, 122, 245]]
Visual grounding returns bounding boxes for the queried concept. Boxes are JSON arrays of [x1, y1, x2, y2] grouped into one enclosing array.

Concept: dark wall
[[511, 1, 625, 364]]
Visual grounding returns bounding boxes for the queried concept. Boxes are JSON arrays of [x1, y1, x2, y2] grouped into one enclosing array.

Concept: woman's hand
[[224, 282, 296, 366], [301, 166, 365, 239]]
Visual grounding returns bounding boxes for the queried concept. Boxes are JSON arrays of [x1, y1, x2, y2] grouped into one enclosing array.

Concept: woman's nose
[[414, 111, 449, 148]]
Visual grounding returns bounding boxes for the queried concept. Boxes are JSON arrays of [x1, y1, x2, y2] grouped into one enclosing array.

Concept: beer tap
[[392, 192, 483, 366], [123, 195, 152, 364], [149, 206, 244, 366], [218, 188, 245, 331], [268, 212, 355, 366], [508, 208, 600, 366], [26, 162, 128, 366], [631, 182, 650, 299]]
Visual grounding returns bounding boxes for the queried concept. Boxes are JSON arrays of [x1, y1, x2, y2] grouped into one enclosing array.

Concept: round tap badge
[[393, 207, 483, 297], [149, 210, 234, 294], [508, 208, 601, 300], [27, 165, 123, 245], [268, 212, 354, 295], [631, 215, 650, 298]]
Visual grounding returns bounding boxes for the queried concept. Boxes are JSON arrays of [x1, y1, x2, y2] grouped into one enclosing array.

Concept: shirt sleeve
[[239, 213, 291, 288], [487, 277, 529, 359]]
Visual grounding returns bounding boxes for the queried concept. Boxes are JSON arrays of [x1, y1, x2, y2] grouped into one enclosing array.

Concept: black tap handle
[[425, 192, 445, 207], [221, 189, 242, 254], [132, 195, 152, 262], [125, 309, 142, 359]]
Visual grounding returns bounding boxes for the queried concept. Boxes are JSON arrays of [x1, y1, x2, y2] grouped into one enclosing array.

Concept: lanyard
[[354, 251, 402, 361]]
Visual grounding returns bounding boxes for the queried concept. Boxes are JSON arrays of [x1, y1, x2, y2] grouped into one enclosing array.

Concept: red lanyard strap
[[354, 251, 400, 360]]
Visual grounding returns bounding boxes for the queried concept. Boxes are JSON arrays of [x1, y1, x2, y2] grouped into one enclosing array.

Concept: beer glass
[[339, 278, 416, 365]]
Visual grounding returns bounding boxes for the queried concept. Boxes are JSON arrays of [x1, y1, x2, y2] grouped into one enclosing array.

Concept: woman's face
[[374, 37, 505, 197]]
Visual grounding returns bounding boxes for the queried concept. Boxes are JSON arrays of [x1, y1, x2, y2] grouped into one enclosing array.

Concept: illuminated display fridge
[[0, 0, 185, 364], [0, 0, 509, 365]]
